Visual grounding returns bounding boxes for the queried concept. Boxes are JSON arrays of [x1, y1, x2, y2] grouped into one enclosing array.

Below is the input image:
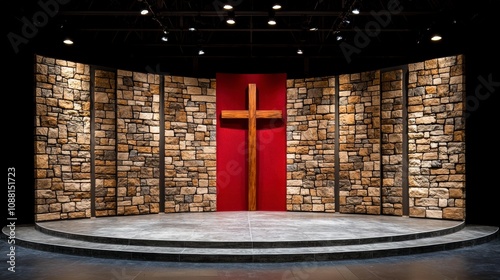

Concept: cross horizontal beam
[[221, 110, 282, 119]]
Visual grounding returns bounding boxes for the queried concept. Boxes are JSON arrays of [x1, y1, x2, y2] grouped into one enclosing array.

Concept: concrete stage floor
[[4, 211, 498, 263]]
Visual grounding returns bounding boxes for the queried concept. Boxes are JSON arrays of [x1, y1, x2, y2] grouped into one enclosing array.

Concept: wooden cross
[[220, 83, 282, 211]]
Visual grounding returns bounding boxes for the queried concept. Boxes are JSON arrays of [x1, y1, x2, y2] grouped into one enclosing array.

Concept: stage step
[[32, 219, 467, 249], [2, 223, 498, 263]]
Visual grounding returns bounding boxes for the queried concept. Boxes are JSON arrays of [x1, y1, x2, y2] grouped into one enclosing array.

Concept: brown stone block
[[118, 105, 133, 118], [72, 172, 91, 180], [443, 207, 464, 220], [40, 115, 59, 127], [73, 191, 90, 200], [430, 168, 449, 176], [453, 131, 465, 141], [454, 199, 465, 207], [124, 206, 140, 215], [448, 174, 465, 182], [450, 65, 464, 76], [195, 132, 205, 141], [35, 212, 61, 222], [449, 188, 463, 199], [126, 186, 136, 196], [35, 169, 48, 178], [291, 195, 303, 204], [366, 206, 380, 215], [95, 210, 110, 217], [409, 207, 425, 218], [313, 80, 328, 88], [425, 86, 437, 94]]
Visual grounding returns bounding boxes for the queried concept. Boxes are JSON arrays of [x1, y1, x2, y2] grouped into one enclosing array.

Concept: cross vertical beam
[[220, 83, 282, 211], [247, 84, 257, 211]]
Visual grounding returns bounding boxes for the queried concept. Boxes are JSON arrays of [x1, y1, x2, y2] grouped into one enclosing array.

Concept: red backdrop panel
[[216, 73, 287, 211]]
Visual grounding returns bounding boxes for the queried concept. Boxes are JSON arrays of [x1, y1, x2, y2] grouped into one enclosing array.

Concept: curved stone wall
[[34, 54, 465, 221]]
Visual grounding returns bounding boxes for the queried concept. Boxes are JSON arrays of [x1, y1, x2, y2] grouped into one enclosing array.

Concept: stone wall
[[163, 76, 217, 213], [115, 70, 161, 215], [337, 71, 381, 214], [34, 56, 218, 219], [286, 77, 336, 212], [381, 69, 405, 215], [284, 55, 465, 219], [407, 55, 466, 220], [34, 56, 92, 221], [93, 69, 117, 217], [34, 54, 466, 222]]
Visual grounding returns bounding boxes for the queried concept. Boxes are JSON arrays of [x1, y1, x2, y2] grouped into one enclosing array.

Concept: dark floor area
[[1, 235, 499, 280]]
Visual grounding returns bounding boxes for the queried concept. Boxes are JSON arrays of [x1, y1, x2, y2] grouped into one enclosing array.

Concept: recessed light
[[431, 34, 442, 41]]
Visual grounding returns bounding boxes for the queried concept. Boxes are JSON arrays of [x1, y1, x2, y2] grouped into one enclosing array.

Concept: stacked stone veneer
[[93, 69, 117, 216], [381, 69, 405, 216], [407, 56, 466, 220], [34, 56, 92, 221], [35, 54, 465, 222], [286, 77, 336, 212], [115, 70, 161, 215], [285, 55, 465, 219], [34, 55, 216, 221], [337, 71, 382, 214], [163, 76, 217, 213]]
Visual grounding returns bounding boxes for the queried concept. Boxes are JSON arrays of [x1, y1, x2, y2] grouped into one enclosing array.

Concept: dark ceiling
[[6, 0, 496, 78]]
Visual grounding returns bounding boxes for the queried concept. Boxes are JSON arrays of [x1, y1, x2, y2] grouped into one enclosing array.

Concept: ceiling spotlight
[[139, 1, 150, 16], [188, 27, 196, 31], [63, 37, 74, 45], [431, 34, 442, 41], [161, 30, 169, 41], [309, 27, 318, 31], [352, 8, 360, 15], [226, 11, 236, 24], [268, 11, 277, 25], [223, 4, 233, 10], [297, 49, 303, 55], [272, 3, 282, 10], [198, 49, 205, 55], [336, 35, 343, 41]]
